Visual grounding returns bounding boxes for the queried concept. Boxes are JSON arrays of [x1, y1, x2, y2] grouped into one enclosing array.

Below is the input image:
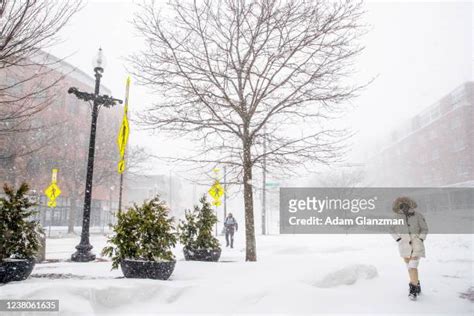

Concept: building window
[[421, 173, 432, 185], [391, 131, 398, 142], [451, 116, 462, 130], [453, 139, 466, 152], [430, 105, 441, 120], [431, 148, 439, 161], [420, 112, 431, 127], [456, 162, 468, 178], [452, 85, 468, 109], [412, 116, 421, 131], [402, 143, 409, 153]]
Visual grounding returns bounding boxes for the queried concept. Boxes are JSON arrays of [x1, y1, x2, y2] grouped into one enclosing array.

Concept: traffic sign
[[47, 200, 57, 208], [265, 182, 279, 188], [44, 169, 61, 208], [208, 181, 224, 199], [45, 183, 61, 201], [211, 199, 222, 207]]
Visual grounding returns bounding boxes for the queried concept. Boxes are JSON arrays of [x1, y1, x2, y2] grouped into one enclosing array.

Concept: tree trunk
[[68, 197, 77, 234], [243, 137, 257, 261]]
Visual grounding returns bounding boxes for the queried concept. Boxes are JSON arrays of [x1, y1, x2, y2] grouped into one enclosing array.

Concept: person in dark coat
[[224, 213, 238, 248]]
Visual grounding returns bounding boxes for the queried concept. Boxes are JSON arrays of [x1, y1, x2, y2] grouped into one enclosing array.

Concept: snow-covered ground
[[1, 233, 472, 315]]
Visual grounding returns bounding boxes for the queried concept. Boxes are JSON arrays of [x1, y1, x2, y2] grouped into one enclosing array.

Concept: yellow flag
[[118, 159, 126, 174], [117, 115, 129, 157], [117, 76, 131, 173]]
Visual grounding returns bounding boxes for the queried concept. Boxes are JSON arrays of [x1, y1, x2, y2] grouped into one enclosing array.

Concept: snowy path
[[1, 234, 472, 315]]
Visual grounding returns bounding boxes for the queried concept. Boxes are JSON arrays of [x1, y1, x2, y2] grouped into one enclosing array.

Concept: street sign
[[265, 182, 279, 188], [208, 181, 224, 199], [44, 169, 61, 208], [51, 169, 58, 183], [208, 168, 224, 206], [45, 183, 61, 201], [47, 200, 57, 208]]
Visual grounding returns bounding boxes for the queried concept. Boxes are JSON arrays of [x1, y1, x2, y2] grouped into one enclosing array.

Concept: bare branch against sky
[[0, 0, 82, 141], [130, 0, 367, 261]]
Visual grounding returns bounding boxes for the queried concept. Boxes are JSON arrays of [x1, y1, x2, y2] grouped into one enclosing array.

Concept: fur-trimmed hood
[[392, 196, 417, 214]]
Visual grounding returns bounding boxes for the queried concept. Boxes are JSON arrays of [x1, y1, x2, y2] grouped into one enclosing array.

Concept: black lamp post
[[69, 48, 122, 262]]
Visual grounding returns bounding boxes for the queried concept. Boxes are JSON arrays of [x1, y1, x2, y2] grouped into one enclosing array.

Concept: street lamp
[[68, 48, 122, 262]]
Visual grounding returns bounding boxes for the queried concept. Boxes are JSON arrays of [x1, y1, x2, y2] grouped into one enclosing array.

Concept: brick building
[[0, 51, 124, 229], [367, 82, 473, 187]]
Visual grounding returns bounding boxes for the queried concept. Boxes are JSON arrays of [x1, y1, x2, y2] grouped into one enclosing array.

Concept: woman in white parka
[[390, 196, 429, 300]]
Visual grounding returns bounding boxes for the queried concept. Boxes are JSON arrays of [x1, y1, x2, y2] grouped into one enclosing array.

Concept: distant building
[[0, 51, 123, 228], [125, 173, 184, 215], [367, 82, 473, 187]]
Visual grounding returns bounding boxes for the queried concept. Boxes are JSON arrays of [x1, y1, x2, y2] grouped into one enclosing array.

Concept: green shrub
[[102, 196, 177, 269], [178, 195, 220, 250], [0, 183, 43, 261]]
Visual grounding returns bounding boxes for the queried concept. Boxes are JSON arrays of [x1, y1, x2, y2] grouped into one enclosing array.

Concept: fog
[[47, 0, 473, 225]]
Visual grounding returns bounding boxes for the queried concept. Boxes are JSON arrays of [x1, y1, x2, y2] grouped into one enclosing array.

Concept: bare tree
[[314, 166, 367, 188], [131, 0, 366, 261], [0, 0, 82, 136]]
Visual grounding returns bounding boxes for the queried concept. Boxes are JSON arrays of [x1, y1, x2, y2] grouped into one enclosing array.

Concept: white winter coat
[[390, 197, 428, 258]]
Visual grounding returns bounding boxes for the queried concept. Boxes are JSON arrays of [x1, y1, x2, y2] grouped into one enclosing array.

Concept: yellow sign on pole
[[208, 181, 224, 200], [44, 169, 61, 208], [208, 168, 224, 206], [117, 76, 131, 173]]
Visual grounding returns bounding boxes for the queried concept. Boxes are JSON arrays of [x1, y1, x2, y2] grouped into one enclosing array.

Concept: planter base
[[183, 247, 221, 262], [120, 259, 175, 280], [0, 258, 36, 283]]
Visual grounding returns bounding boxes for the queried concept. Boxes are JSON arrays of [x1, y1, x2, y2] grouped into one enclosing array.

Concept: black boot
[[409, 283, 418, 300], [416, 281, 421, 295]]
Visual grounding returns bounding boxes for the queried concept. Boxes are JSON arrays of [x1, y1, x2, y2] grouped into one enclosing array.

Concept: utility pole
[[117, 171, 124, 212], [262, 124, 267, 235], [169, 169, 172, 210], [223, 166, 227, 219]]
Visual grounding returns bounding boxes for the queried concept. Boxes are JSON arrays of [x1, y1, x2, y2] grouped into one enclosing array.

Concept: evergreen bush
[[0, 183, 43, 261], [102, 196, 177, 269], [178, 195, 220, 250]]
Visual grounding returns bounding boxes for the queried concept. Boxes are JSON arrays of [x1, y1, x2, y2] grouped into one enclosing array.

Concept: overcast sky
[[48, 0, 473, 214]]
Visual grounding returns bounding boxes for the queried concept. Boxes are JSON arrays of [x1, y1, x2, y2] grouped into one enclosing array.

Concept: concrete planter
[[0, 258, 36, 283], [183, 247, 221, 262], [120, 259, 175, 280]]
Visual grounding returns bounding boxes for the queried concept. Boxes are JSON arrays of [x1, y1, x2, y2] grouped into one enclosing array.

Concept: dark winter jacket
[[224, 216, 238, 233], [390, 197, 428, 258]]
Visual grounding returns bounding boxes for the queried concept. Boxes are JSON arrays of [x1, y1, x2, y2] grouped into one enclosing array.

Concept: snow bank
[[313, 264, 378, 288], [1, 234, 472, 314]]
